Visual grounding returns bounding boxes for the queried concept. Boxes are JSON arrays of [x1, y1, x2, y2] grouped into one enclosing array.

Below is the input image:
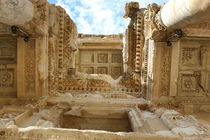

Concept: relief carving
[[98, 53, 108, 63], [0, 40, 16, 63], [111, 67, 122, 79], [159, 46, 171, 96], [0, 69, 14, 87], [111, 54, 122, 63], [97, 67, 108, 74], [145, 3, 162, 30], [182, 48, 201, 66], [82, 67, 93, 74], [142, 39, 149, 83], [25, 40, 36, 93], [144, 4, 166, 40], [63, 79, 85, 89], [120, 74, 135, 89], [0, 24, 10, 34], [88, 79, 111, 88], [181, 74, 198, 93]]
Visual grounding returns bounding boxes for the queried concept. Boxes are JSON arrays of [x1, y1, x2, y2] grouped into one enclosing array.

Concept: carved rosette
[[0, 69, 14, 87]]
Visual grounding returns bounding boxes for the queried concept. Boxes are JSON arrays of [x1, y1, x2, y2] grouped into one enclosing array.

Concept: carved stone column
[[160, 0, 210, 30]]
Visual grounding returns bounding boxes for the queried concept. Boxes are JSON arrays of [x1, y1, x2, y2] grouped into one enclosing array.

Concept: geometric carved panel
[[0, 69, 14, 87], [98, 53, 108, 63], [78, 49, 123, 79], [0, 40, 16, 63], [208, 73, 210, 93], [111, 54, 122, 63], [82, 67, 94, 74], [97, 67, 108, 74], [209, 47, 210, 66], [80, 51, 94, 64], [181, 74, 197, 93], [181, 48, 201, 66], [0, 23, 10, 34], [111, 67, 122, 79], [25, 40, 36, 93]]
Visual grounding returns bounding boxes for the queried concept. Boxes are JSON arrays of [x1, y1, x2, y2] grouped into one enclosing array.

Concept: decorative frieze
[[25, 40, 36, 94], [0, 69, 14, 87], [33, 0, 48, 26], [159, 46, 171, 97]]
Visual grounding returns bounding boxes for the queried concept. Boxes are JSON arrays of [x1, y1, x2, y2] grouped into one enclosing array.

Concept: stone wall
[[48, 5, 78, 93], [0, 0, 78, 97], [124, 1, 210, 112], [76, 34, 123, 79]]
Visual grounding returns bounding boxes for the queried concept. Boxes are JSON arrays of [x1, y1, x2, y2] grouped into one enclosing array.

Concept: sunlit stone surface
[[0, 0, 209, 139]]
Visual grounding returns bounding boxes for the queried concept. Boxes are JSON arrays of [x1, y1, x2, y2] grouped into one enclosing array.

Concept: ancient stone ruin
[[0, 0, 210, 139]]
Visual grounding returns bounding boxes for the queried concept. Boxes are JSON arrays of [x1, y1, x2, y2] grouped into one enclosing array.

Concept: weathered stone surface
[[0, 0, 210, 139], [0, 0, 34, 25]]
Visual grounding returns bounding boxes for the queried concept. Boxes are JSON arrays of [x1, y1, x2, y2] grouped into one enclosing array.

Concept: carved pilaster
[[25, 40, 36, 95]]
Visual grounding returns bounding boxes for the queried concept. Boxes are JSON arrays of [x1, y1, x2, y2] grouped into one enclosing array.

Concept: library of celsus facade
[[0, 0, 210, 139]]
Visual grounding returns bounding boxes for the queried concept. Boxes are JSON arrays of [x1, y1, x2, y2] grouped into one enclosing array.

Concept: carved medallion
[[0, 69, 14, 87], [181, 74, 197, 92]]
